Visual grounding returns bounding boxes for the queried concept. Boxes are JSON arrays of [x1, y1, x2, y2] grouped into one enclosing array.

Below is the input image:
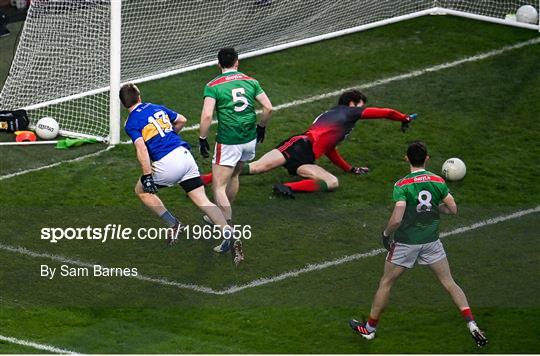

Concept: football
[[442, 158, 466, 181], [516, 5, 539, 24], [35, 116, 59, 140]]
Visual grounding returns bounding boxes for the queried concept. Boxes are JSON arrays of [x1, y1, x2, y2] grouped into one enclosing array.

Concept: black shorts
[[155, 176, 204, 193], [275, 134, 315, 175]]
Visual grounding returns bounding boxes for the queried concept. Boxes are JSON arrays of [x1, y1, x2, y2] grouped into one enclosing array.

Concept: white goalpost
[[0, 0, 538, 145]]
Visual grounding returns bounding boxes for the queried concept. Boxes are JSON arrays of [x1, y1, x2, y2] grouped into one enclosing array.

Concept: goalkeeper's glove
[[140, 174, 158, 194], [401, 113, 418, 132], [256, 124, 266, 143], [381, 230, 392, 251], [350, 166, 370, 175], [199, 137, 210, 158]]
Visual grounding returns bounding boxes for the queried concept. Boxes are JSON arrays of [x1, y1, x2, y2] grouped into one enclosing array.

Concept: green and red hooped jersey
[[203, 71, 264, 145], [392, 170, 450, 245]]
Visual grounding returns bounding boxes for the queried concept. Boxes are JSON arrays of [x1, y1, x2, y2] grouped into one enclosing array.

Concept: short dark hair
[[119, 83, 140, 108], [407, 140, 428, 167], [338, 90, 367, 106], [218, 47, 238, 69]]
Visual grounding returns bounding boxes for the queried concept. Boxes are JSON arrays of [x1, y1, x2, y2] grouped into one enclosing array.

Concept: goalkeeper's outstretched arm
[[325, 148, 352, 171], [360, 107, 410, 121]]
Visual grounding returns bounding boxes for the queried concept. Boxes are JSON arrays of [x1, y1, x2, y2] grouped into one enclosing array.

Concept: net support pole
[[109, 0, 122, 145]]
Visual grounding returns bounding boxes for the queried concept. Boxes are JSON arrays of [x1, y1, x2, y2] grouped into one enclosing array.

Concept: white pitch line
[[0, 210, 535, 355], [1, 206, 537, 295], [118, 37, 540, 143], [0, 334, 77, 354], [0, 243, 221, 295], [216, 248, 386, 295], [215, 205, 540, 294], [173, 37, 540, 135], [0, 145, 114, 181], [6, 38, 540, 156], [438, 207, 540, 238]]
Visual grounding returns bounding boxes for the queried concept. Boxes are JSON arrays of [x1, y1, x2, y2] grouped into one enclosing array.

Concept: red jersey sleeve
[[326, 148, 352, 172], [360, 107, 408, 121]]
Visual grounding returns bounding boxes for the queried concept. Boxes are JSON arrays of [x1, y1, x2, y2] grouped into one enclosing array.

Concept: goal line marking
[[0, 206, 537, 296], [0, 146, 114, 181], [1, 37, 538, 178], [178, 37, 540, 133], [0, 334, 77, 354]]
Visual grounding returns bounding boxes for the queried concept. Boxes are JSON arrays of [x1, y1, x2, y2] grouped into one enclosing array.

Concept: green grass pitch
[[0, 15, 539, 353]]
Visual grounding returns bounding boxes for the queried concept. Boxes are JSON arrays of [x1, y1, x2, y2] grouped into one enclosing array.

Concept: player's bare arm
[[133, 138, 158, 194], [134, 138, 152, 175], [383, 201, 406, 236], [351, 142, 487, 346], [439, 193, 458, 215], [199, 97, 215, 139], [173, 114, 187, 132], [255, 92, 273, 143], [256, 92, 273, 126]]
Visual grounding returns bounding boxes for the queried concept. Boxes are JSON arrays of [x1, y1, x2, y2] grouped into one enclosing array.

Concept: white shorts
[[152, 147, 200, 187], [386, 239, 446, 269], [212, 139, 257, 167]]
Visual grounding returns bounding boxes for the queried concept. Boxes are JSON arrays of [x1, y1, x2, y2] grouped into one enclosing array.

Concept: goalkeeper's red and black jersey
[[304, 105, 408, 158]]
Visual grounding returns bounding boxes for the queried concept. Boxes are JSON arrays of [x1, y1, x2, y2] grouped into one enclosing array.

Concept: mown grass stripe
[[1, 206, 537, 295]]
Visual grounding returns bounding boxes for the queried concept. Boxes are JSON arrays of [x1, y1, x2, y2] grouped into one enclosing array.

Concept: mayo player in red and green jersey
[[349, 141, 488, 347], [199, 47, 273, 254]]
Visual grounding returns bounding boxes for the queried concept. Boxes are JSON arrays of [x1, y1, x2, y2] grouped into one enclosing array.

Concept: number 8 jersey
[[124, 103, 190, 162], [392, 170, 450, 244], [204, 70, 265, 145]]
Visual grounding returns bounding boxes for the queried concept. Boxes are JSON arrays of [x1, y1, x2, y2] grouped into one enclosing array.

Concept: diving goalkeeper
[[224, 90, 417, 197]]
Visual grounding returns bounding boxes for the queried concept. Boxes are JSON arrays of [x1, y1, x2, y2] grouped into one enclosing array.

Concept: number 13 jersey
[[124, 102, 190, 162], [392, 170, 450, 244]]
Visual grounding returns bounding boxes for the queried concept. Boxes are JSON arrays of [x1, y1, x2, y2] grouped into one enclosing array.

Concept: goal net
[[0, 0, 537, 143]]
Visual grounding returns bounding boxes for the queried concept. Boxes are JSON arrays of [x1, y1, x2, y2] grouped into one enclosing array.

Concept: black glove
[[140, 174, 158, 194], [350, 166, 369, 175], [401, 113, 417, 132], [199, 137, 210, 158], [381, 231, 392, 251], [256, 124, 266, 143]]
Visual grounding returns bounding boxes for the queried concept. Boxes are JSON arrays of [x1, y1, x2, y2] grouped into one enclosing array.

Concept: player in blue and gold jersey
[[121, 83, 242, 264]]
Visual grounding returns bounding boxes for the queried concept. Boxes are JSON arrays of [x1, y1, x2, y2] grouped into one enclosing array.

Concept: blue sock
[[160, 211, 178, 227]]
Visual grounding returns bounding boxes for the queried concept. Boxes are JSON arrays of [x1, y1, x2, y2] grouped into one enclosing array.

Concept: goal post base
[[1, 1, 538, 146], [439, 8, 539, 31]]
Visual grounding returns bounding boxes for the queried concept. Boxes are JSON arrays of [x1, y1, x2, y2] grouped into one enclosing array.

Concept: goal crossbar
[[2, 2, 538, 145]]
